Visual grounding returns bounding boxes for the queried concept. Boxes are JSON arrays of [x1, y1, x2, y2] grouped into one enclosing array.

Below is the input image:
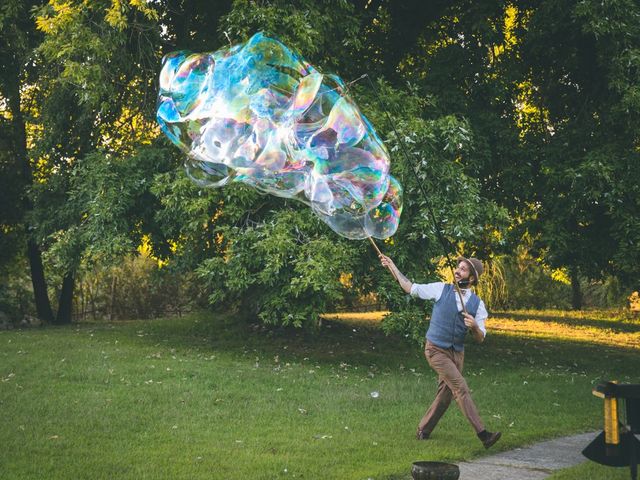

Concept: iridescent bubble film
[[157, 32, 403, 239]]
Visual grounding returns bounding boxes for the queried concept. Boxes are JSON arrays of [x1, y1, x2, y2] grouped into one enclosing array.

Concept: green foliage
[[3, 0, 640, 325], [35, 0, 160, 112], [143, 36, 506, 330], [196, 207, 356, 327], [517, 0, 640, 288], [30, 146, 173, 276], [0, 0, 166, 323], [220, 0, 362, 72], [380, 305, 430, 346], [351, 80, 508, 339], [0, 0, 43, 275], [28, 0, 164, 272], [0, 255, 35, 320], [474, 256, 508, 309], [500, 258, 572, 310], [477, 254, 628, 311], [0, 121, 24, 267], [75, 255, 200, 321]]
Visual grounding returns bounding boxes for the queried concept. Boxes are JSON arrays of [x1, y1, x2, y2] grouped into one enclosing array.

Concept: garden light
[[582, 381, 640, 480]]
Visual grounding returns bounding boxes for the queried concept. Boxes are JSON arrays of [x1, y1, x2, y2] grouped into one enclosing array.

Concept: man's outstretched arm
[[379, 254, 413, 294]]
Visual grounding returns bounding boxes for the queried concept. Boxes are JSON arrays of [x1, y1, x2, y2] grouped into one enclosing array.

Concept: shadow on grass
[[470, 330, 640, 377], [122, 311, 427, 370], [492, 311, 640, 335], [113, 311, 640, 378]]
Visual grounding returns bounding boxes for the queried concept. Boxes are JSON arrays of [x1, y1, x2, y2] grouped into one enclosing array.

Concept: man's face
[[454, 261, 473, 285]]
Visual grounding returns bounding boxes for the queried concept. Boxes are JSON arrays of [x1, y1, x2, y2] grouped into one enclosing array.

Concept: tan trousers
[[418, 342, 485, 435]]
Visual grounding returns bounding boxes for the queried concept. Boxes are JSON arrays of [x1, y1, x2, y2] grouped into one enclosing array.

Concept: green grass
[[547, 461, 633, 479], [1, 310, 639, 479]]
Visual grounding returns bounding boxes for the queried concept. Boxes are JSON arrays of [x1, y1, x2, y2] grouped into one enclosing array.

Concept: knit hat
[[457, 256, 484, 286]]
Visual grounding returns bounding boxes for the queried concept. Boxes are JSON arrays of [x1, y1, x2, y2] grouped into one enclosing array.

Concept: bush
[[75, 254, 200, 321], [197, 209, 355, 328], [0, 255, 37, 322], [380, 305, 430, 346]]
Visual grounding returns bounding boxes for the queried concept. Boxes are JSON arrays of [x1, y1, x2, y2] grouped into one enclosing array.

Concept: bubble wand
[[365, 76, 468, 313], [367, 236, 398, 282]]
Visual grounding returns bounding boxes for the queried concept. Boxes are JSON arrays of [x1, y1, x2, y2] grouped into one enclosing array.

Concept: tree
[[38, 0, 506, 328], [0, 0, 55, 322], [30, 0, 166, 323], [7, 0, 637, 327], [515, 0, 640, 306], [169, 1, 506, 329], [0, 0, 166, 324]]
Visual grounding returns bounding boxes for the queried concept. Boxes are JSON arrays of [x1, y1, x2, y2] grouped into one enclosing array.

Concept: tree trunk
[[54, 272, 75, 325], [27, 240, 54, 323], [570, 267, 582, 310], [79, 277, 86, 322], [109, 274, 117, 321], [89, 277, 97, 321], [8, 56, 54, 324]]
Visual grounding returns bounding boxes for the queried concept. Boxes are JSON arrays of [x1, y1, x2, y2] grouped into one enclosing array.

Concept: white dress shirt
[[410, 282, 488, 337]]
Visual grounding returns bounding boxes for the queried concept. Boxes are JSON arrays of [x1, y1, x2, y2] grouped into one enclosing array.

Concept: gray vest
[[426, 284, 481, 352]]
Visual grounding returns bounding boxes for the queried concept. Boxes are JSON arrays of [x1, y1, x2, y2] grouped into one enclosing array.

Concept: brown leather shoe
[[482, 431, 502, 449], [416, 428, 430, 440]]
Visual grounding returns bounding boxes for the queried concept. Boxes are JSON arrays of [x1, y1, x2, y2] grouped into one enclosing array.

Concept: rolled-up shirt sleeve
[[475, 300, 488, 337], [410, 282, 445, 301]]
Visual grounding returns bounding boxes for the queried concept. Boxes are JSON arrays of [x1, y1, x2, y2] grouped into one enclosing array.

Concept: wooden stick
[[449, 263, 468, 315], [368, 237, 398, 281], [367, 236, 383, 256]]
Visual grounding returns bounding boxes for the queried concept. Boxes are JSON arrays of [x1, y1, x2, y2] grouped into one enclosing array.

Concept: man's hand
[[378, 254, 413, 294], [463, 312, 485, 343], [462, 312, 477, 329], [379, 254, 396, 270]]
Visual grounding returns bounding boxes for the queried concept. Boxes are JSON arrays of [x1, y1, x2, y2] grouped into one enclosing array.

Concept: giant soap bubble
[[157, 32, 402, 239]]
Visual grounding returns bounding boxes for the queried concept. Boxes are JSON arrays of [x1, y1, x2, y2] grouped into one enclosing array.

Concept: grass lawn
[[1, 309, 639, 479], [547, 461, 633, 479]]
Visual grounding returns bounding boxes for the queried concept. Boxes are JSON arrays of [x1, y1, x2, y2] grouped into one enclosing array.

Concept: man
[[378, 254, 502, 449]]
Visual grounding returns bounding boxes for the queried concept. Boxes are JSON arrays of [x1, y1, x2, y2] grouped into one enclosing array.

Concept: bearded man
[[378, 254, 501, 449]]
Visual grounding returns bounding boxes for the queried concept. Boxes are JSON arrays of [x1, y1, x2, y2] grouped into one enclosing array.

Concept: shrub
[[75, 254, 199, 321]]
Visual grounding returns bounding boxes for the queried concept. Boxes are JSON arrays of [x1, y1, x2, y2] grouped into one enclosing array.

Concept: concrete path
[[457, 431, 597, 479]]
